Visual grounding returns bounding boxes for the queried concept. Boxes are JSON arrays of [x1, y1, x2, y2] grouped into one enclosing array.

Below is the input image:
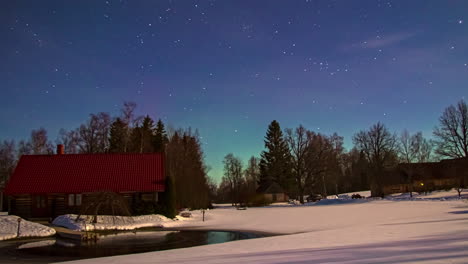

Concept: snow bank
[[61, 190, 468, 264], [52, 214, 195, 231], [0, 215, 56, 240]]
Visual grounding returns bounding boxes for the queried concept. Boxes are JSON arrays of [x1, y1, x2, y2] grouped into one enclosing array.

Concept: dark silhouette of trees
[[130, 115, 155, 153], [78, 112, 112, 153], [305, 132, 334, 198], [56, 128, 80, 154], [399, 130, 433, 163], [326, 133, 345, 196], [353, 122, 398, 197], [285, 125, 342, 202], [244, 156, 260, 195], [165, 130, 211, 209], [121, 101, 138, 153], [259, 120, 292, 194], [16, 128, 54, 156], [285, 125, 309, 203], [109, 118, 128, 153], [223, 153, 244, 205], [30, 128, 54, 154], [433, 100, 468, 158], [153, 119, 168, 153], [0, 140, 16, 210], [342, 148, 370, 192], [160, 174, 177, 218]]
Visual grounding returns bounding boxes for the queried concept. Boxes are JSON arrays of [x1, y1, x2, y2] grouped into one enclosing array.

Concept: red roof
[[4, 153, 165, 195]]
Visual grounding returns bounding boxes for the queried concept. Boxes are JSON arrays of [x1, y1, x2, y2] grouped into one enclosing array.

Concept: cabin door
[[32, 195, 48, 218]]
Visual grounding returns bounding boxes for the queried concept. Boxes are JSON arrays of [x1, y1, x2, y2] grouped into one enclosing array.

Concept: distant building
[[383, 158, 468, 195], [4, 145, 165, 219], [256, 181, 288, 202]]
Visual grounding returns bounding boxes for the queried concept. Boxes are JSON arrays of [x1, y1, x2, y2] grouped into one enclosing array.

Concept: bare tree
[[17, 140, 32, 157], [244, 156, 260, 193], [121, 102, 137, 152], [78, 113, 111, 153], [285, 125, 310, 203], [412, 132, 433, 162], [328, 133, 345, 196], [56, 128, 80, 154], [399, 130, 433, 163], [306, 132, 333, 198], [353, 122, 398, 197], [0, 140, 16, 211], [399, 129, 415, 163], [223, 153, 244, 205], [0, 140, 16, 188], [433, 100, 468, 158], [30, 128, 54, 154]]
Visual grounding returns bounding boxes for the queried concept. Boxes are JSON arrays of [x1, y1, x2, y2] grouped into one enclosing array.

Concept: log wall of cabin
[[9, 195, 32, 219], [9, 191, 163, 219]]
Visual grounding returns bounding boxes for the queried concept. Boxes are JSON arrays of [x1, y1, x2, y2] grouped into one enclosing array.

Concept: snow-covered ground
[[59, 189, 468, 264], [0, 215, 56, 240], [52, 213, 196, 231]]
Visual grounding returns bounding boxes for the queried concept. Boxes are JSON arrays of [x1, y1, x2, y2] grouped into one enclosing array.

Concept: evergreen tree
[[109, 118, 127, 153], [259, 120, 292, 193], [161, 174, 177, 218], [130, 115, 155, 153], [153, 119, 168, 152]]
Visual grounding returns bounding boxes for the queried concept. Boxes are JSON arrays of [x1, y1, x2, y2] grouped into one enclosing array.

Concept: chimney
[[57, 144, 65, 155]]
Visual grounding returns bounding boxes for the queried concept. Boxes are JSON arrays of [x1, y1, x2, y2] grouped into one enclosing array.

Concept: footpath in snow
[[59, 189, 468, 264], [0, 215, 56, 241]]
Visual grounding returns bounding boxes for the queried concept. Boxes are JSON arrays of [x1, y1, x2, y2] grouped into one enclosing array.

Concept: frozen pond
[[0, 229, 268, 263]]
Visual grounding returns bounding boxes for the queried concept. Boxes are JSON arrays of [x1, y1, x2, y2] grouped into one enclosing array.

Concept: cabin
[[383, 158, 468, 195], [4, 145, 165, 219], [256, 181, 288, 203]]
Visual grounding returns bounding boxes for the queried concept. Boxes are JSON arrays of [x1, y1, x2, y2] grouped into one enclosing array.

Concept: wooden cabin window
[[68, 194, 75, 206], [36, 196, 47, 208], [68, 194, 82, 207], [76, 194, 82, 206]]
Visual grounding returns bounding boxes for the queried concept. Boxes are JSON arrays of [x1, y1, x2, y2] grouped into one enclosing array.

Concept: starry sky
[[1, 0, 467, 182]]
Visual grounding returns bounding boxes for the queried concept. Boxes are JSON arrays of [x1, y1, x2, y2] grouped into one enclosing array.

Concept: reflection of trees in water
[[13, 231, 262, 261]]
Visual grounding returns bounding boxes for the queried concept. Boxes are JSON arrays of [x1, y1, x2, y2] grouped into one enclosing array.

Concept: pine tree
[[259, 120, 292, 193], [109, 118, 127, 153], [130, 115, 155, 153], [162, 174, 176, 218], [153, 119, 168, 153]]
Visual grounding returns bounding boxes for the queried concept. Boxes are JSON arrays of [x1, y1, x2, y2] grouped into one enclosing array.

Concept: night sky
[[1, 1, 467, 181]]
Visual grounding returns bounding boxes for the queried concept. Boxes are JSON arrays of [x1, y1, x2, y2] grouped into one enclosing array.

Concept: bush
[[247, 194, 270, 207], [133, 201, 168, 216]]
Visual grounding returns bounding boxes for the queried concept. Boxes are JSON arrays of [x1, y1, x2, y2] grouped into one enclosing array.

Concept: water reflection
[[14, 230, 265, 260]]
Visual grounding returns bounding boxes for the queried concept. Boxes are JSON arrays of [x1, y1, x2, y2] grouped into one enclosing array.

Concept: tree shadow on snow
[[176, 231, 468, 264], [449, 210, 468, 214]]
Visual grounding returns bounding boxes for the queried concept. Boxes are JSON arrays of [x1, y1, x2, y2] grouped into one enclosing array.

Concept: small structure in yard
[[4, 145, 165, 219], [383, 157, 468, 196], [256, 181, 288, 203], [179, 211, 192, 218]]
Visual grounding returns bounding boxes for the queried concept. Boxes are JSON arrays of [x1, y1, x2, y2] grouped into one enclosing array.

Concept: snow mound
[[52, 214, 184, 231], [0, 215, 56, 240]]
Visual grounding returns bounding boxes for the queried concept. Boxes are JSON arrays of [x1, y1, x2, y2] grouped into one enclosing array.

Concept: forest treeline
[[0, 102, 212, 214], [216, 99, 468, 203], [0, 100, 467, 207]]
